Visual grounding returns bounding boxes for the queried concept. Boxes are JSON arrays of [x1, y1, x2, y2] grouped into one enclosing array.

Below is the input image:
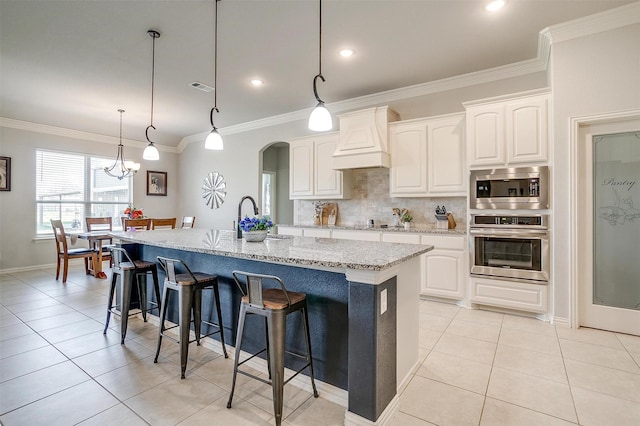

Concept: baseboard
[[0, 262, 58, 275], [552, 316, 571, 328]]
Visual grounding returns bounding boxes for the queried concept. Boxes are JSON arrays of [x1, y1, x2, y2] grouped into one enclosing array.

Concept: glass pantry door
[[581, 130, 640, 335]]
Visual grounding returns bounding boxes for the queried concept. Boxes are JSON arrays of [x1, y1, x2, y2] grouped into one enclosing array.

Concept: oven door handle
[[470, 228, 548, 237]]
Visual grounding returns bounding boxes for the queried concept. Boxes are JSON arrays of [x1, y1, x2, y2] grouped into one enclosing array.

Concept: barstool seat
[[154, 256, 228, 379], [227, 271, 318, 426], [104, 247, 160, 344]]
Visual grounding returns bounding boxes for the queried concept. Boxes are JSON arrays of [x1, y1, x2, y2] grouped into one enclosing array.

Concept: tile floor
[[1, 265, 640, 425]]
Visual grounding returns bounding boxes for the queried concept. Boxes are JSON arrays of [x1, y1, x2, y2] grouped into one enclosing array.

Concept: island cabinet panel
[[465, 90, 550, 168], [389, 113, 466, 197], [420, 235, 466, 299], [289, 133, 351, 200]]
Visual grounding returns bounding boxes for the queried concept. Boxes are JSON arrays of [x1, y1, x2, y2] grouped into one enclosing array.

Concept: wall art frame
[[0, 156, 10, 191], [147, 170, 167, 196]]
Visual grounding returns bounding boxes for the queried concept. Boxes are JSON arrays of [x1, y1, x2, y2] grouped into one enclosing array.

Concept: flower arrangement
[[401, 211, 413, 223], [124, 206, 144, 219], [239, 216, 273, 232]]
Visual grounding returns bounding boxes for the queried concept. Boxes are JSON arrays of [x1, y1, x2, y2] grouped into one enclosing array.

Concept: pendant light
[[205, 0, 223, 150], [104, 109, 140, 180], [308, 0, 332, 131], [143, 29, 161, 160]]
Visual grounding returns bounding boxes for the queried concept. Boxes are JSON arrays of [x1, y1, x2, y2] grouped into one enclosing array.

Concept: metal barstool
[[154, 256, 228, 379], [104, 247, 160, 344], [227, 271, 318, 426]]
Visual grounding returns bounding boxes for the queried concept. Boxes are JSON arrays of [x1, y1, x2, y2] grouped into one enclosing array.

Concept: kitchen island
[[112, 228, 432, 425]]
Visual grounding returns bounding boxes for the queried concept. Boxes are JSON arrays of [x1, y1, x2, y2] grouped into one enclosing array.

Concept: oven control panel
[[471, 215, 548, 228]]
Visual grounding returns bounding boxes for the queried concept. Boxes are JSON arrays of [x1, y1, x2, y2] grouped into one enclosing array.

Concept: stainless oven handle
[[470, 228, 548, 237]]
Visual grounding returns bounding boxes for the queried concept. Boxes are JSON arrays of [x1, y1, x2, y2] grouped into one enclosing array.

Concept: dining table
[[76, 231, 113, 279]]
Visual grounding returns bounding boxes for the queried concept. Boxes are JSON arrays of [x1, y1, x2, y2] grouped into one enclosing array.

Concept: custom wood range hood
[[332, 106, 399, 170]]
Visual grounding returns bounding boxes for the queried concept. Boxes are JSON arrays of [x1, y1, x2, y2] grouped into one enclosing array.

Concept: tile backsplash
[[293, 168, 467, 227]]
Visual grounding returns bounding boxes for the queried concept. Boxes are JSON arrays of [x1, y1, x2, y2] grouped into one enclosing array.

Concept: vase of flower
[[239, 216, 274, 242], [401, 211, 413, 230], [243, 230, 268, 242]]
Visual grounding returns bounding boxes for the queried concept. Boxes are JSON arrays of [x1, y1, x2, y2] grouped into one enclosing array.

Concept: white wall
[[550, 23, 640, 322], [0, 126, 179, 270]]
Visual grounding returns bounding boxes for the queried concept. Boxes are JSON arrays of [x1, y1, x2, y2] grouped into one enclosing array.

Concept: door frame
[[570, 109, 640, 331]]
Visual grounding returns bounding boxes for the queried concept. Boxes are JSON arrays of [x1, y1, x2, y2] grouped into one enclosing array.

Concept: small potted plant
[[239, 216, 274, 242], [401, 211, 413, 229]]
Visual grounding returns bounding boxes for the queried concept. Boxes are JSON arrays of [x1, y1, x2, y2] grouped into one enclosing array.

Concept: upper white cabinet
[[389, 113, 466, 197], [465, 90, 550, 168], [289, 133, 351, 200]]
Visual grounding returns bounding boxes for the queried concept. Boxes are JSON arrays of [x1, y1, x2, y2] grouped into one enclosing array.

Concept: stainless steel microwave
[[470, 166, 549, 210]]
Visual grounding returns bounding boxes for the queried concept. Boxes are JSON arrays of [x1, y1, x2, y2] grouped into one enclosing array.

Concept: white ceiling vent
[[190, 81, 214, 92]]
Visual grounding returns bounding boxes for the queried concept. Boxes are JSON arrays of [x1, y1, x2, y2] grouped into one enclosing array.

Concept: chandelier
[[104, 109, 140, 180]]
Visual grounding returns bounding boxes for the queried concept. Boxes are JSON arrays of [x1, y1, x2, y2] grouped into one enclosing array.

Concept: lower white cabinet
[[276, 226, 303, 236], [470, 276, 548, 313], [332, 229, 381, 242], [303, 228, 332, 238], [276, 228, 467, 301], [421, 235, 466, 299]]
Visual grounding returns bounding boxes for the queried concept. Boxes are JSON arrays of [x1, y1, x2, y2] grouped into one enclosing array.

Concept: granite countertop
[[111, 229, 433, 271], [278, 223, 467, 236]]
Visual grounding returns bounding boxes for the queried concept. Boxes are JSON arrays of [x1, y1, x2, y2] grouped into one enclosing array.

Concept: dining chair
[[151, 217, 177, 229], [181, 216, 196, 228], [123, 218, 152, 230], [85, 217, 113, 267], [50, 219, 97, 283]]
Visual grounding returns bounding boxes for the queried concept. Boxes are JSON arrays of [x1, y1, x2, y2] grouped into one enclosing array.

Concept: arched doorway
[[259, 142, 293, 225]]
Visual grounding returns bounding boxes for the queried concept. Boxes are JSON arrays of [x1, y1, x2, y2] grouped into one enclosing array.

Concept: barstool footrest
[[236, 361, 313, 388], [236, 348, 267, 368]]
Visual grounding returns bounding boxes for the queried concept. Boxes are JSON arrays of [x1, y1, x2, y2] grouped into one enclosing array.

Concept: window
[[36, 150, 133, 234]]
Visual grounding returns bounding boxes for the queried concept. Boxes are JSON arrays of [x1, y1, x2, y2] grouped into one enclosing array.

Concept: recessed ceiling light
[[485, 0, 506, 12], [339, 49, 354, 57], [250, 79, 264, 87]]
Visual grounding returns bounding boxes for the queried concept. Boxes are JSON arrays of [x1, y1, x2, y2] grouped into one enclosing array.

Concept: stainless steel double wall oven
[[469, 166, 550, 283]]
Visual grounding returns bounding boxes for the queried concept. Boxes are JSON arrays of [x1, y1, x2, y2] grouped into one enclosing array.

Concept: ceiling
[[0, 0, 633, 147]]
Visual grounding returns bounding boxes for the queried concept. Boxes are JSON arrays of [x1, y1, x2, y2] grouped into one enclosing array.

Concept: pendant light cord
[[210, 0, 220, 128], [318, 0, 322, 77], [312, 0, 325, 104], [146, 30, 160, 142]]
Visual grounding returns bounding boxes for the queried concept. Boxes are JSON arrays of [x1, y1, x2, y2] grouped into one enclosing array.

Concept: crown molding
[[178, 53, 549, 150], [546, 1, 640, 44], [0, 117, 178, 152]]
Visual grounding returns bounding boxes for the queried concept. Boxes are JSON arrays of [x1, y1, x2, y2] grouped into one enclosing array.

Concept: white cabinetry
[[470, 277, 548, 313], [421, 235, 465, 299], [389, 113, 465, 197], [277, 226, 303, 236], [289, 133, 351, 200], [303, 228, 331, 238], [332, 229, 381, 242], [465, 90, 550, 168]]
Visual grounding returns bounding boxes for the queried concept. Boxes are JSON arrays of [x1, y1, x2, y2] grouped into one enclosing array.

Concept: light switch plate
[[380, 289, 387, 315]]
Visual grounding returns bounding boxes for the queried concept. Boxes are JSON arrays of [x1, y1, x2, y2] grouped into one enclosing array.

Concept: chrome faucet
[[237, 195, 259, 238]]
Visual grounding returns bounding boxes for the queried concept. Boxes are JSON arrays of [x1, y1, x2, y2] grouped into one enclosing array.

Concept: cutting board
[[315, 203, 338, 226]]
